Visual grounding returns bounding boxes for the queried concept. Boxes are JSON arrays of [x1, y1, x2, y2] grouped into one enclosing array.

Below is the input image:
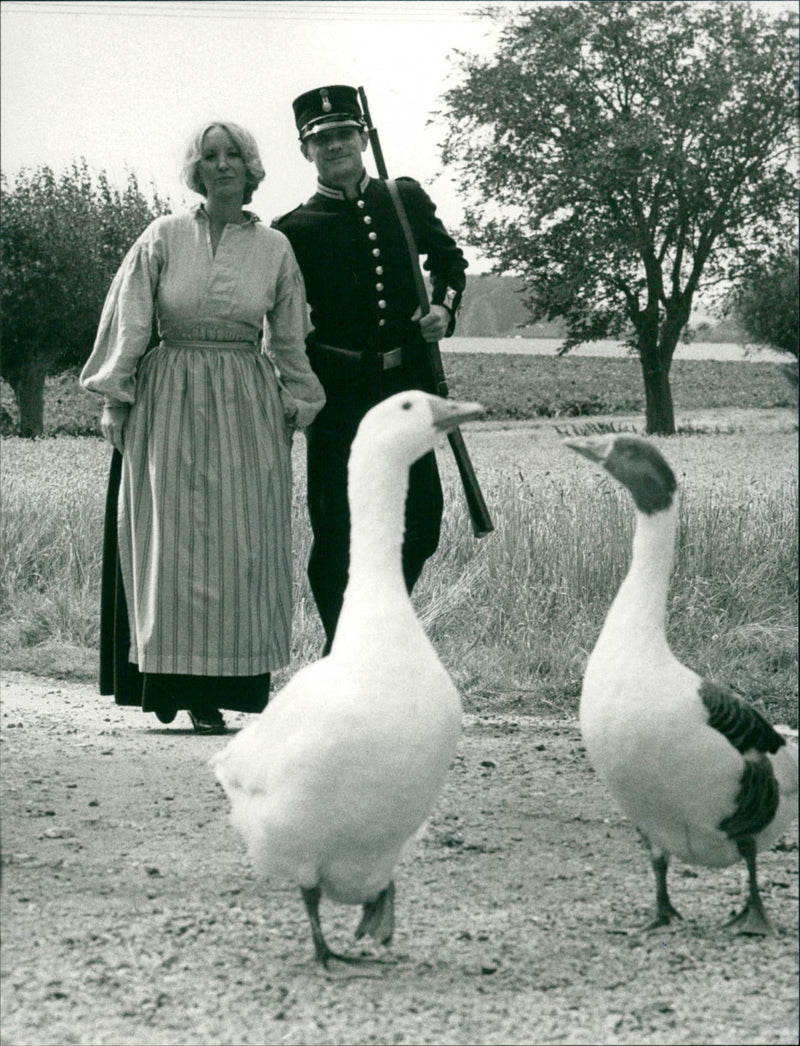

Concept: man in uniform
[[274, 84, 468, 654]]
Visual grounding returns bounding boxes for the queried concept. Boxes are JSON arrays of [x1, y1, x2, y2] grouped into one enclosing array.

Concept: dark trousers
[[306, 395, 443, 654]]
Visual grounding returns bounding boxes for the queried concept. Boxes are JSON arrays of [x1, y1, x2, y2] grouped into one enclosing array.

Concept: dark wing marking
[[699, 680, 785, 756], [718, 755, 780, 840]]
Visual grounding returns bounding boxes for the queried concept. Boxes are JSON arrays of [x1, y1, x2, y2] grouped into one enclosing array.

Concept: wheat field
[[1, 423, 797, 723]]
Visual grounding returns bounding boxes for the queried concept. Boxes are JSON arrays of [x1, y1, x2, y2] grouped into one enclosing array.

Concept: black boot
[[188, 707, 226, 735]]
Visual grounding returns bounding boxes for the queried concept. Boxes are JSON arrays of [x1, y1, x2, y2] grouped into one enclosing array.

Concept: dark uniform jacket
[[273, 173, 467, 407], [273, 171, 467, 649]]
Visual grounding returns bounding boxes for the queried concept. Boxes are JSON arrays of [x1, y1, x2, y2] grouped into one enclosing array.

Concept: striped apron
[[117, 329, 292, 677]]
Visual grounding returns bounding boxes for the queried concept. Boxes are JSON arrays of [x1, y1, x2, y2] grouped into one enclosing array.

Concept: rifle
[[358, 86, 494, 538]]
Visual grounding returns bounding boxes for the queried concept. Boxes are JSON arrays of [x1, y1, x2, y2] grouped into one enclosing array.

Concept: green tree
[[438, 0, 798, 433], [1, 161, 171, 436], [726, 245, 799, 358]]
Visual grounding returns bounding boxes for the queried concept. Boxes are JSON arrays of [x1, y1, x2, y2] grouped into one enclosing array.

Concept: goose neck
[[606, 503, 677, 639], [346, 455, 410, 589]]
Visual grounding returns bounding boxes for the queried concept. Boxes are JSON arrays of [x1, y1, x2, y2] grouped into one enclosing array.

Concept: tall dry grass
[[1, 432, 797, 723], [415, 465, 797, 723], [1, 438, 105, 676]]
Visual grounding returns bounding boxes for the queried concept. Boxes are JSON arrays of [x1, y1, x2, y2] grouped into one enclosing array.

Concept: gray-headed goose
[[567, 434, 797, 934]]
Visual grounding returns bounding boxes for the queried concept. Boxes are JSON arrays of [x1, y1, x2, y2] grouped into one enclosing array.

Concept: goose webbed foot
[[619, 900, 682, 935], [301, 886, 394, 976], [637, 839, 683, 932], [355, 881, 395, 945], [642, 901, 683, 933], [725, 897, 773, 936], [725, 837, 774, 936]]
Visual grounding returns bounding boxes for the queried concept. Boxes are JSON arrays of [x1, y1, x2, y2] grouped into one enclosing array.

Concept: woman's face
[[198, 125, 247, 204]]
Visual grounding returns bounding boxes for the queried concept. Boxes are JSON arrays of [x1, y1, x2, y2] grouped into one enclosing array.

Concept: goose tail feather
[[772, 734, 799, 819]]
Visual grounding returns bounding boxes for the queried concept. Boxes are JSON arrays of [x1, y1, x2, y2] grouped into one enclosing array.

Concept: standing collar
[[316, 170, 371, 201]]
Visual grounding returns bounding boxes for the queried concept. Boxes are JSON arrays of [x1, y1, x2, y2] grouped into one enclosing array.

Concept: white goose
[[566, 434, 797, 934], [212, 390, 484, 967]]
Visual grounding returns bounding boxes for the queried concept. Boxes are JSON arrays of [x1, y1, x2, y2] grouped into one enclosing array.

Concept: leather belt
[[380, 347, 403, 370], [309, 342, 403, 370]]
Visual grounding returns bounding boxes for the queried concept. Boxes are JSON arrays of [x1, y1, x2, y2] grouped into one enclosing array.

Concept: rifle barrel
[[358, 86, 389, 179], [357, 85, 494, 539]]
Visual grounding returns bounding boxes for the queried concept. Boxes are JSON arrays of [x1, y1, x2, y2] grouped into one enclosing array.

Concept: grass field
[[2, 417, 797, 725], [1, 352, 797, 434], [443, 353, 797, 420]]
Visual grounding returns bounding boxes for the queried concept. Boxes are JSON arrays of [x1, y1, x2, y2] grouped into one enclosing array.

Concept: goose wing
[[699, 680, 786, 756], [700, 680, 786, 840], [718, 756, 780, 841]]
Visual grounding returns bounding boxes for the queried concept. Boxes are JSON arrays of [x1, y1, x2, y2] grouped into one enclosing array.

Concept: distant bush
[[1, 162, 171, 437], [1, 370, 99, 437], [727, 246, 799, 358]]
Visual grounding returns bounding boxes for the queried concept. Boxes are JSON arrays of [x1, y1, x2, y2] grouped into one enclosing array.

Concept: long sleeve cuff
[[277, 382, 325, 429], [431, 287, 463, 337]]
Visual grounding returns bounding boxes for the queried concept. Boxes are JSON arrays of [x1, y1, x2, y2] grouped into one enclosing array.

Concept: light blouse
[[81, 204, 324, 426]]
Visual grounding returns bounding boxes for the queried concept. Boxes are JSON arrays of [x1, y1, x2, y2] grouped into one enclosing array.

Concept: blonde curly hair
[[181, 121, 265, 205]]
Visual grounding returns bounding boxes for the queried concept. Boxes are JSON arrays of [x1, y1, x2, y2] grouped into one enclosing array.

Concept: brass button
[[378, 300, 387, 309], [372, 248, 381, 258], [378, 319, 386, 327], [368, 232, 378, 241], [357, 200, 366, 208], [363, 215, 372, 224], [375, 265, 384, 274], [376, 283, 384, 291]]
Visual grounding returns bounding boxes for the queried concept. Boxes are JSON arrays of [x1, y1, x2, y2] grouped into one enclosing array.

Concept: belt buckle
[[381, 347, 403, 370]]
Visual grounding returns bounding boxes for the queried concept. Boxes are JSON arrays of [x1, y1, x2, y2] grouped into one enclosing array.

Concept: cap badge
[[320, 88, 332, 113]]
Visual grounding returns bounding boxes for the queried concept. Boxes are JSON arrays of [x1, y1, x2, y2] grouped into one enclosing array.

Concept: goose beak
[[430, 398, 484, 433], [563, 436, 613, 464]]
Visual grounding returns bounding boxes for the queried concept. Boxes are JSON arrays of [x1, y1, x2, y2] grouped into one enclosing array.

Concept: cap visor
[[302, 118, 363, 138]]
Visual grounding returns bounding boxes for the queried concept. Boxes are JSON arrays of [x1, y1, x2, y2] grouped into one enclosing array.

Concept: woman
[[81, 121, 325, 733]]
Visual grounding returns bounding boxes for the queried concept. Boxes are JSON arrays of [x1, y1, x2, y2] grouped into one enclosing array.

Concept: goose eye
[[401, 401, 412, 411]]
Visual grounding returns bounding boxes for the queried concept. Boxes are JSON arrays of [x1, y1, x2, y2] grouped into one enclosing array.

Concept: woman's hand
[[284, 409, 298, 443], [100, 400, 130, 452]]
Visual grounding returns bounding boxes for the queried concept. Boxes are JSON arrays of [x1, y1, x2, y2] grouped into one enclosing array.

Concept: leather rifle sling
[[385, 178, 448, 396]]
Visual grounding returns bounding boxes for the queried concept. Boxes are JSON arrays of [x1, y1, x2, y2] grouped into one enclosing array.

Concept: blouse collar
[[193, 202, 260, 224], [316, 169, 371, 201]]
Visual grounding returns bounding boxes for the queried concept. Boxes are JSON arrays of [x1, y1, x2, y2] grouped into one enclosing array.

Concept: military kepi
[[293, 85, 366, 140]]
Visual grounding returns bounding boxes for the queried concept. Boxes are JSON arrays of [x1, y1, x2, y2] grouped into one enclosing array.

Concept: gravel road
[[1, 671, 797, 1046]]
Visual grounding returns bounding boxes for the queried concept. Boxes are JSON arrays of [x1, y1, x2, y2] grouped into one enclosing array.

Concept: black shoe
[[154, 706, 177, 724], [188, 708, 226, 735]]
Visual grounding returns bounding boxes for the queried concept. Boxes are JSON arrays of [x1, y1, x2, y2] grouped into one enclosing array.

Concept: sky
[[2, 0, 795, 276], [1, 0, 509, 268]]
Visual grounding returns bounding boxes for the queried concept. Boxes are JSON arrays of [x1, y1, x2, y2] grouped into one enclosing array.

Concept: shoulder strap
[[385, 179, 430, 317]]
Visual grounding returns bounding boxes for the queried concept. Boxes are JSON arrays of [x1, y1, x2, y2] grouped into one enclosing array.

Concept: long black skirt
[[99, 450, 270, 716]]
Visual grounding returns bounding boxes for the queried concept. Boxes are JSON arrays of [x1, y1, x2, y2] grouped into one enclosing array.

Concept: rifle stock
[[357, 86, 494, 538]]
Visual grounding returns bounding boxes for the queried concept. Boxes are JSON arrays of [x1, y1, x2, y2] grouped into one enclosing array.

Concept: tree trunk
[[640, 357, 675, 435], [630, 294, 678, 435], [7, 360, 47, 438], [634, 293, 693, 434]]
